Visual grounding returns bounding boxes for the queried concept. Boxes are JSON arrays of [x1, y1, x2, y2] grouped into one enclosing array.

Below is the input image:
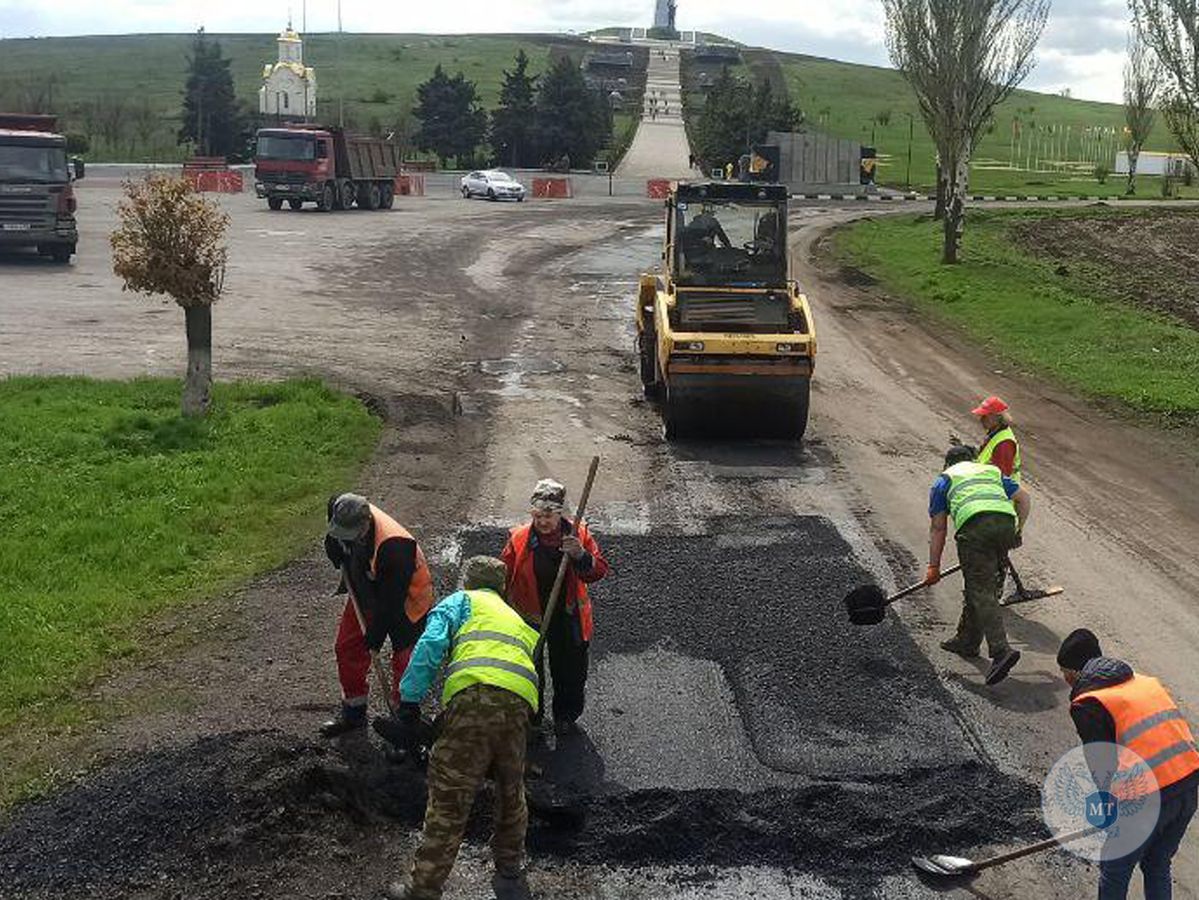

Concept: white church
[[258, 25, 317, 120]]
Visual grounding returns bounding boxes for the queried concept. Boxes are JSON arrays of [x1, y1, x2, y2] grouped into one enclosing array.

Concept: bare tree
[[1124, 33, 1162, 195], [1132, 0, 1199, 175], [111, 178, 229, 417], [885, 0, 1049, 263]]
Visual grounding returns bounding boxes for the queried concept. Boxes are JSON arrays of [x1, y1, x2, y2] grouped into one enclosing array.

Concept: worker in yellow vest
[[1059, 629, 1199, 899], [926, 445, 1030, 685], [973, 395, 1021, 482], [380, 556, 537, 900]]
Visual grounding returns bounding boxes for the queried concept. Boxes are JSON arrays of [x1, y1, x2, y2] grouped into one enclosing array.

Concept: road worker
[[1058, 628, 1199, 900], [381, 556, 537, 900], [973, 395, 1021, 482], [319, 493, 434, 737], [926, 446, 1029, 685], [502, 478, 608, 736]]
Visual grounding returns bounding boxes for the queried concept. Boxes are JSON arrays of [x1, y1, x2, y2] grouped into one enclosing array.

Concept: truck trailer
[[254, 126, 401, 212], [0, 114, 84, 263]]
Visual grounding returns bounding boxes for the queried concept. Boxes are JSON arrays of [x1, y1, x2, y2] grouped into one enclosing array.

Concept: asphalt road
[[1, 184, 1197, 899]]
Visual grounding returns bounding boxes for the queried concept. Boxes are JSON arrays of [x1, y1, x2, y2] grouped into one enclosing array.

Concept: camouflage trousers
[[953, 512, 1019, 658], [409, 684, 531, 899]]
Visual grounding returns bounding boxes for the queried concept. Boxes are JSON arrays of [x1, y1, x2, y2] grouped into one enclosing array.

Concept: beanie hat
[[1057, 628, 1102, 671]]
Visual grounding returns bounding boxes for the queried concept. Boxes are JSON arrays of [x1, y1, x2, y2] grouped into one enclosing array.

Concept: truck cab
[[0, 114, 83, 263], [636, 182, 817, 439]]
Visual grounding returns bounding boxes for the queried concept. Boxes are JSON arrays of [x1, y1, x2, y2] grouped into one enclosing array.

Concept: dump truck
[[635, 181, 816, 439], [0, 114, 84, 263], [253, 126, 400, 211]]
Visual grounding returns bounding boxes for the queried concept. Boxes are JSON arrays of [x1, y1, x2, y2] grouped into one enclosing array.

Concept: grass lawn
[[833, 211, 1199, 421], [0, 376, 379, 803]]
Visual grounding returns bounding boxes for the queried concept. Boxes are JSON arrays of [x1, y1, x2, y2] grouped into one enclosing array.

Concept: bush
[[1162, 174, 1178, 198], [1094, 163, 1110, 184]]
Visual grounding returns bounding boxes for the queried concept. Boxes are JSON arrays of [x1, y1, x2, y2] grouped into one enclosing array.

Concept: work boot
[[985, 649, 1021, 686], [940, 637, 982, 659], [553, 719, 581, 738], [492, 870, 532, 900], [319, 704, 366, 738]]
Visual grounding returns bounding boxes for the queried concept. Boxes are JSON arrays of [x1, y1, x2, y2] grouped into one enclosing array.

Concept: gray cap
[[327, 493, 371, 541], [462, 555, 507, 595], [530, 478, 566, 513]]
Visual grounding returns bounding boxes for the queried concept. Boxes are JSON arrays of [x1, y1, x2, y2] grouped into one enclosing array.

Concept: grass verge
[[0, 376, 380, 805], [832, 210, 1199, 422]]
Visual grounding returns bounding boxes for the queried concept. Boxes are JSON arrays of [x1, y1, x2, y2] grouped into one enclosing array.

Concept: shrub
[[1094, 163, 1111, 184]]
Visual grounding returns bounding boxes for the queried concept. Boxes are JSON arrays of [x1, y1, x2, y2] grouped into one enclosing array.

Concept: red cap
[[971, 395, 1009, 417]]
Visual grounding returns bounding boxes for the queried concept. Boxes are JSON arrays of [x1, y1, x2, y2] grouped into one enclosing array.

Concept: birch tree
[[884, 0, 1049, 263], [1124, 33, 1162, 194]]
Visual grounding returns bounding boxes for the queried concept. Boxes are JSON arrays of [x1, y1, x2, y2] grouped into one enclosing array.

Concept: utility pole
[[337, 0, 344, 128], [905, 112, 913, 189]]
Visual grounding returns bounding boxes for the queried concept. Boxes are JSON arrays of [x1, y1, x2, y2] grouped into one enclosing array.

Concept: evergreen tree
[[178, 29, 244, 158], [413, 65, 487, 168], [691, 68, 802, 171], [532, 56, 611, 167], [490, 50, 538, 168]]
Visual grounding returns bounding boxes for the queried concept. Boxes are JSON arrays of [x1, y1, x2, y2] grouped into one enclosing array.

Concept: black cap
[[1057, 628, 1102, 670]]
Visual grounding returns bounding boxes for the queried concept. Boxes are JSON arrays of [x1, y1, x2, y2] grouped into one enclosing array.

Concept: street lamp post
[[904, 112, 914, 190]]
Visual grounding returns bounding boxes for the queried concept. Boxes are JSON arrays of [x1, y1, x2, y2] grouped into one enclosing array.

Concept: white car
[[460, 170, 526, 201]]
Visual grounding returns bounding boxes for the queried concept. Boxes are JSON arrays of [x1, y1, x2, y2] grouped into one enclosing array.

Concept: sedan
[[460, 170, 526, 201]]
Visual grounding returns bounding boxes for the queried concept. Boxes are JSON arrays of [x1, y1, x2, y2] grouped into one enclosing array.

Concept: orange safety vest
[[503, 521, 597, 642], [1073, 674, 1199, 796], [369, 505, 434, 624]]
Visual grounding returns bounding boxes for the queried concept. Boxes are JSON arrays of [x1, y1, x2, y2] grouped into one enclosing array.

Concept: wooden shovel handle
[[974, 825, 1100, 871], [887, 563, 963, 605], [534, 456, 600, 665], [341, 563, 395, 713]]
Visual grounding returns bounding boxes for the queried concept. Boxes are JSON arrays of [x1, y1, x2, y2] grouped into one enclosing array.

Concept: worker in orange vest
[[321, 493, 435, 737], [501, 478, 609, 736], [1059, 628, 1199, 899]]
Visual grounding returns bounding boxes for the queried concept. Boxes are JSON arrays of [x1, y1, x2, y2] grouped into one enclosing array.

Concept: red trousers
[[335, 597, 412, 709]]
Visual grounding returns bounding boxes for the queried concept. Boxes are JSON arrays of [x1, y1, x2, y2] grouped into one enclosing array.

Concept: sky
[[0, 0, 1134, 103]]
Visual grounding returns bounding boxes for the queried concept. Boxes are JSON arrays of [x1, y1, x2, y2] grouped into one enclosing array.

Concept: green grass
[[833, 211, 1199, 420], [0, 33, 590, 161], [686, 46, 1199, 196], [0, 377, 379, 737]]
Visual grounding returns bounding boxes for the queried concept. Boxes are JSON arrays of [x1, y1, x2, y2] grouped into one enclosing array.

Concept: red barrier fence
[[182, 158, 243, 193], [646, 179, 671, 199], [395, 173, 426, 196], [532, 177, 573, 199]]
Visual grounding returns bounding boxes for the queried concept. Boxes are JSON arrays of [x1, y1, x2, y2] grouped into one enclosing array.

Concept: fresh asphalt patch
[[0, 516, 1043, 898]]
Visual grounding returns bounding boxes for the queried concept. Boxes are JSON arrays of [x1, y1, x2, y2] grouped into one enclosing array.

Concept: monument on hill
[[653, 0, 678, 32], [258, 24, 317, 120]]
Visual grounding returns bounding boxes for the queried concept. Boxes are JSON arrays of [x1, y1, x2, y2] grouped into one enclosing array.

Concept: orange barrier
[[532, 177, 573, 199], [395, 173, 426, 196], [182, 158, 243, 193], [646, 179, 671, 199]]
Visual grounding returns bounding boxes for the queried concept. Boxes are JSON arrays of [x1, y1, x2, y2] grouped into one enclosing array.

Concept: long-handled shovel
[[1000, 557, 1064, 607], [911, 824, 1100, 878], [844, 565, 962, 627], [341, 563, 395, 715]]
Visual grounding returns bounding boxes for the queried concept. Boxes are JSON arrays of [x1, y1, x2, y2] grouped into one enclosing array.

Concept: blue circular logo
[[1042, 743, 1161, 861]]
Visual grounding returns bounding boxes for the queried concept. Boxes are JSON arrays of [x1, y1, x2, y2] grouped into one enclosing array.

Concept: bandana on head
[[530, 478, 566, 512]]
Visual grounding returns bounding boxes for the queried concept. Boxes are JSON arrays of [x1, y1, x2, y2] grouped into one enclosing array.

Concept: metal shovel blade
[[1000, 585, 1064, 607], [844, 584, 887, 626], [911, 854, 977, 877]]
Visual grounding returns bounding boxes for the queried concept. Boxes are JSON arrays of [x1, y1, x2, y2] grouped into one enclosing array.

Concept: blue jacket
[[398, 590, 473, 704]]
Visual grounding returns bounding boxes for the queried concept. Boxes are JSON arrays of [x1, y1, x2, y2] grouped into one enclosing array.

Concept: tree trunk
[[1126, 149, 1139, 196], [182, 303, 213, 417], [934, 161, 947, 221], [941, 156, 969, 265]]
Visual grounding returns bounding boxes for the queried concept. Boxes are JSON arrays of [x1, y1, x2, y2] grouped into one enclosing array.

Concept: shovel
[[845, 565, 962, 626], [911, 824, 1099, 878], [1000, 558, 1064, 607]]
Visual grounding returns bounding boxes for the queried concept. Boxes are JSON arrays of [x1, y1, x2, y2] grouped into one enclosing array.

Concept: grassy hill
[[0, 32, 593, 161], [688, 46, 1191, 195]]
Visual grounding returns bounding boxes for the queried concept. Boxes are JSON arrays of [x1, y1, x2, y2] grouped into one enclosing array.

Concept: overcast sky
[[0, 0, 1134, 103]]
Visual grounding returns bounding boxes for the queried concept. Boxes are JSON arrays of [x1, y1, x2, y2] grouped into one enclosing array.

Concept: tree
[[885, 0, 1049, 263], [532, 56, 611, 167], [413, 65, 487, 167], [111, 178, 229, 417], [491, 50, 539, 168], [178, 28, 243, 158], [690, 67, 802, 171], [1124, 33, 1162, 195], [1131, 0, 1199, 175]]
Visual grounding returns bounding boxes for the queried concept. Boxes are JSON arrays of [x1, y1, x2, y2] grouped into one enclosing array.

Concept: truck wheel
[[380, 184, 395, 209], [362, 183, 381, 210], [267, 197, 284, 211], [50, 245, 73, 264], [338, 181, 355, 210], [317, 183, 335, 212], [288, 199, 303, 211]]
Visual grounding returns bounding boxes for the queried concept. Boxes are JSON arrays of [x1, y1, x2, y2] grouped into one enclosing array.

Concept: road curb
[[790, 192, 1124, 203]]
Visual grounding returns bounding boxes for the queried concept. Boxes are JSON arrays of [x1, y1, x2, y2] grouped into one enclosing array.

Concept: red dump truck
[[0, 113, 84, 262], [254, 126, 401, 211]]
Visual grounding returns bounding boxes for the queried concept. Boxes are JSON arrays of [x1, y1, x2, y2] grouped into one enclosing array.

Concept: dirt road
[[1, 185, 1197, 899]]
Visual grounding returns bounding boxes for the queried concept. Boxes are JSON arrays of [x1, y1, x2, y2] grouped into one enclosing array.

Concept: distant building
[[259, 25, 316, 120], [1115, 150, 1196, 178]]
